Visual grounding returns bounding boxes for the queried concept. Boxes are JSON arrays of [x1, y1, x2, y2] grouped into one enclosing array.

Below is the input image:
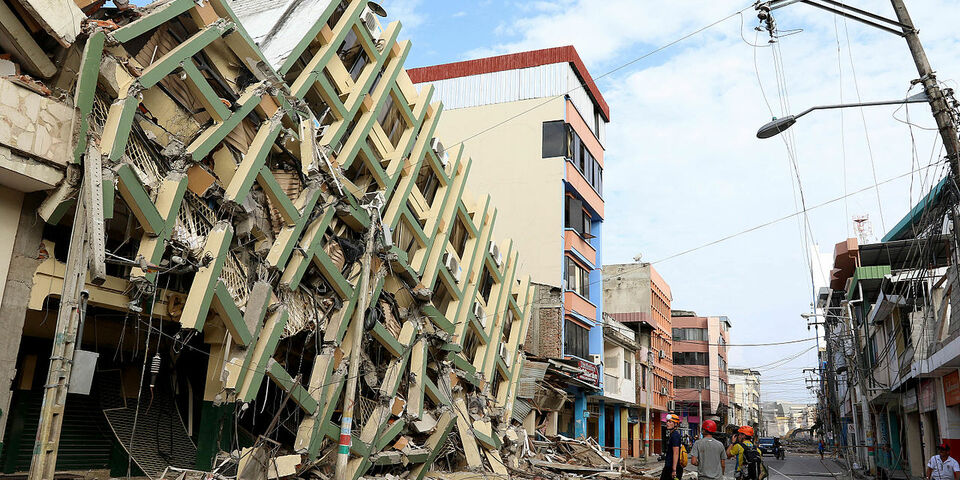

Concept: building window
[[377, 93, 406, 146], [337, 29, 369, 82], [432, 281, 452, 317], [564, 319, 590, 359], [673, 376, 708, 390], [450, 216, 468, 257], [718, 355, 727, 371], [720, 380, 728, 395], [542, 120, 567, 158], [672, 328, 708, 342], [673, 352, 708, 365], [641, 365, 648, 389], [564, 195, 591, 238], [415, 162, 440, 205], [395, 218, 421, 261], [565, 257, 590, 298], [624, 359, 632, 380], [568, 127, 603, 195], [479, 268, 495, 304]]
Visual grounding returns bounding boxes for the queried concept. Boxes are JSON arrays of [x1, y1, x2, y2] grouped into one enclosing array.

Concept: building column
[[633, 419, 641, 458], [904, 411, 923, 477], [196, 336, 233, 470], [598, 400, 606, 446], [620, 407, 629, 457], [574, 391, 587, 439], [612, 405, 621, 457]]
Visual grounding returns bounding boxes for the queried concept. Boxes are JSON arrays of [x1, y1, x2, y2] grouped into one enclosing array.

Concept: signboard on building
[[944, 370, 960, 406], [904, 387, 917, 412], [576, 360, 600, 387], [921, 379, 937, 413]]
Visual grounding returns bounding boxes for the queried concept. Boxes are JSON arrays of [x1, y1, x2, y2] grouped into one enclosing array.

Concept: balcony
[[564, 229, 596, 265]]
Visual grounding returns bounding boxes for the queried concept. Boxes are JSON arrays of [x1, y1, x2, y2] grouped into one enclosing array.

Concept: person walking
[[690, 420, 726, 480], [727, 425, 761, 480], [927, 443, 960, 480], [818, 439, 825, 460], [662, 414, 684, 480]]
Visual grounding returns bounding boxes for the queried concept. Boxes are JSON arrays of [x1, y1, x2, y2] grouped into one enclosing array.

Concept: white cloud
[[452, 10, 467, 18], [385, 0, 426, 30]]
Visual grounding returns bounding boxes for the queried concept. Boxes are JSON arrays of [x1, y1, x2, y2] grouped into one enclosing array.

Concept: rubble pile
[[1, 0, 551, 478]]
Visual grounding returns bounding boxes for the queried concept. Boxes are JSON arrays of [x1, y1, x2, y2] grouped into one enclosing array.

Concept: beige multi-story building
[[410, 47, 615, 449]]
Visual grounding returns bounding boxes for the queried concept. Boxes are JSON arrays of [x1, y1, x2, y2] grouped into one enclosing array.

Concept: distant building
[[671, 311, 731, 434], [603, 262, 674, 455], [729, 368, 762, 431]]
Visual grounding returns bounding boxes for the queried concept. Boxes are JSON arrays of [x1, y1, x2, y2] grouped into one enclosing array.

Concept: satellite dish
[[633, 253, 643, 263], [367, 1, 387, 16]]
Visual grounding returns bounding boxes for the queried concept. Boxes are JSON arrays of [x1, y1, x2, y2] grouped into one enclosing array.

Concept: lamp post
[[756, 93, 929, 139], [756, 0, 960, 181]]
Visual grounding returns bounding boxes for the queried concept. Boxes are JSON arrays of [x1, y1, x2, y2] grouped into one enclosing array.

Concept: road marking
[[768, 465, 796, 480]]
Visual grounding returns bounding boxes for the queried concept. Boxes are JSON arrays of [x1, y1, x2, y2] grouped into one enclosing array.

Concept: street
[[762, 453, 849, 480]]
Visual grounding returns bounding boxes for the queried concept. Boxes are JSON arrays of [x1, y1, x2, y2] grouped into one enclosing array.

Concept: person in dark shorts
[[662, 414, 683, 480]]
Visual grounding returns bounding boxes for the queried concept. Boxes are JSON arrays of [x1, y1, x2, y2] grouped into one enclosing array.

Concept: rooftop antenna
[[852, 214, 873, 244]]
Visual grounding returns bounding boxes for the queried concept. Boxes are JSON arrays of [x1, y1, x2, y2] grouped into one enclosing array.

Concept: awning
[[858, 235, 952, 270], [883, 176, 951, 242]]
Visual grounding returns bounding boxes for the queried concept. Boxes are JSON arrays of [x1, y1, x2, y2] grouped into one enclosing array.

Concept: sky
[[381, 0, 960, 402]]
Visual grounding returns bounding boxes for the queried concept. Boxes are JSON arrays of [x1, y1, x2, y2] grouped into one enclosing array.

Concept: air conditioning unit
[[431, 137, 449, 167], [443, 252, 462, 283], [488, 241, 502, 267], [667, 400, 676, 412], [660, 387, 668, 395], [658, 349, 665, 359], [473, 302, 485, 327]]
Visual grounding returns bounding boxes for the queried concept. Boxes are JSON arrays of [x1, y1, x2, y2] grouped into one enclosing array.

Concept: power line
[[650, 162, 946, 264]]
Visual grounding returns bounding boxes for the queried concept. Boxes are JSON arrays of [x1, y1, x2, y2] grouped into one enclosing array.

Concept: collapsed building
[[0, 0, 539, 478]]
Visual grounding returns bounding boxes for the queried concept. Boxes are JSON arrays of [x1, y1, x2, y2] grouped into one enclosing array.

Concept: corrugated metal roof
[[512, 398, 533, 424], [518, 361, 549, 399], [408, 45, 610, 121]]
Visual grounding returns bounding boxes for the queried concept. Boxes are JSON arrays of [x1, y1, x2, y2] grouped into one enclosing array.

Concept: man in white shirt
[[928, 443, 960, 480]]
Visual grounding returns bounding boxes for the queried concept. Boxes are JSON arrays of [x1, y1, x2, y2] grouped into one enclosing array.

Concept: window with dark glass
[[565, 196, 591, 237], [479, 268, 494, 303], [673, 351, 708, 365], [565, 257, 590, 298], [415, 163, 440, 205], [377, 94, 406, 146], [336, 29, 369, 82], [450, 217, 468, 257], [624, 359, 632, 380], [432, 281, 452, 317], [564, 319, 589, 359], [542, 120, 568, 158]]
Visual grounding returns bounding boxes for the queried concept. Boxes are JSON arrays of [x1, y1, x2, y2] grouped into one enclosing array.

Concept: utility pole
[[889, 0, 960, 180], [29, 146, 104, 480], [643, 352, 653, 458], [697, 387, 703, 437], [334, 194, 381, 480]]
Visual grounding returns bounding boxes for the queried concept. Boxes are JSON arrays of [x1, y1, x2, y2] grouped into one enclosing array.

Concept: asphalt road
[[762, 452, 850, 480]]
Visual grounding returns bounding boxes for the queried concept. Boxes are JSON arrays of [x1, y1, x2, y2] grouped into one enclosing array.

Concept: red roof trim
[[407, 45, 610, 121]]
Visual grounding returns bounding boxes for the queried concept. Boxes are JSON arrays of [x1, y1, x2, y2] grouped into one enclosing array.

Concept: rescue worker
[[663, 414, 683, 480], [690, 420, 726, 480], [727, 425, 762, 480]]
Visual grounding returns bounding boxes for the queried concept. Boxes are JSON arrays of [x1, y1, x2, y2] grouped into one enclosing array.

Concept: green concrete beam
[[266, 359, 318, 414], [114, 164, 164, 235], [72, 31, 105, 163], [179, 222, 233, 331], [137, 22, 231, 88], [111, 0, 195, 43]]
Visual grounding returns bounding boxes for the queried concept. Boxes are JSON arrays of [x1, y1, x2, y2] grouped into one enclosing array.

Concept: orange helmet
[[702, 420, 717, 433], [666, 414, 680, 423], [738, 425, 755, 436]]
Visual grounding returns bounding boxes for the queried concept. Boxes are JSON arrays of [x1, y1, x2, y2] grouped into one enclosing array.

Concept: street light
[[756, 92, 929, 139]]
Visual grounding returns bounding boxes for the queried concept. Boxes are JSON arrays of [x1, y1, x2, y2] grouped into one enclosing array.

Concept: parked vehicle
[[757, 437, 776, 456]]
